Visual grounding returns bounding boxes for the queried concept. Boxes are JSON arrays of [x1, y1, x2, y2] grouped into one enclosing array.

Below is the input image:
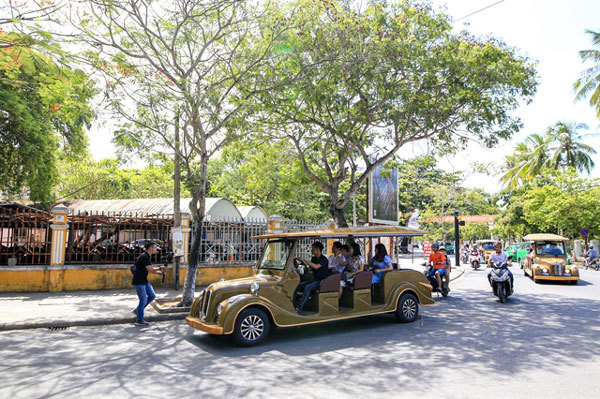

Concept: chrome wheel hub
[[402, 299, 417, 319], [240, 315, 264, 341]]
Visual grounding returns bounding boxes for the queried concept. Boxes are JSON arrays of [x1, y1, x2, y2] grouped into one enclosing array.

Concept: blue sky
[[427, 0, 600, 191], [88, 0, 600, 193]]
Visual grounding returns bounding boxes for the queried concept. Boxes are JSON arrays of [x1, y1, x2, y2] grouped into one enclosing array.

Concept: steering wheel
[[293, 258, 307, 275]]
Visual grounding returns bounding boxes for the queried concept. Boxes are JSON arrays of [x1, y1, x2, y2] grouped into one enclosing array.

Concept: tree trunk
[[179, 150, 208, 307], [173, 109, 181, 290], [330, 204, 349, 228]]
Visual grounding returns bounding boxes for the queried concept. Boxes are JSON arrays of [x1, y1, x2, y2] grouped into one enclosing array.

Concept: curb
[[0, 312, 187, 332]]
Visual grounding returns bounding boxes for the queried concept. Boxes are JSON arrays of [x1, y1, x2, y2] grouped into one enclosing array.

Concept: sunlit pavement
[[1, 266, 598, 399]]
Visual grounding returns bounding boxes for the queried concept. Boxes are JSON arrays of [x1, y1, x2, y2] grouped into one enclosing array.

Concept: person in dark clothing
[[294, 241, 329, 314], [132, 241, 166, 325]]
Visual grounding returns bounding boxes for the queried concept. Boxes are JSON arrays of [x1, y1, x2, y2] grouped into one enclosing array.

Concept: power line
[[456, 0, 506, 21]]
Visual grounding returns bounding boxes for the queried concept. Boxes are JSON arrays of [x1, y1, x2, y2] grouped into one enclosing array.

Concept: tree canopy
[[0, 31, 95, 201], [247, 0, 537, 226]]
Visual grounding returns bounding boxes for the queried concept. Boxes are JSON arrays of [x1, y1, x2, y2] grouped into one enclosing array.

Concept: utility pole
[[454, 210, 460, 266]]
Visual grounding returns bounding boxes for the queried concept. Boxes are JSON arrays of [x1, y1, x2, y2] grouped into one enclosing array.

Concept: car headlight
[[250, 282, 259, 295], [217, 304, 223, 316]]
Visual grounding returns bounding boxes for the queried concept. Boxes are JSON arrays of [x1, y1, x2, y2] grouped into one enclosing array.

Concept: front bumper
[[534, 275, 579, 281], [186, 317, 224, 335]]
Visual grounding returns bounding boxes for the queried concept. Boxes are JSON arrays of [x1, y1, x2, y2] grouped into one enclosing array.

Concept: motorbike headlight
[[250, 282, 259, 295], [542, 268, 548, 273], [217, 304, 223, 316]]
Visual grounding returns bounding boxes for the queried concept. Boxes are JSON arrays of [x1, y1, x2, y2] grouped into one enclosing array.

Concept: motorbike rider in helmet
[[428, 242, 447, 292]]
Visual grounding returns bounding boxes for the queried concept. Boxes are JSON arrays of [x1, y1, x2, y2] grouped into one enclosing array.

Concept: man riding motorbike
[[585, 244, 598, 268], [487, 242, 514, 293], [428, 242, 447, 292]]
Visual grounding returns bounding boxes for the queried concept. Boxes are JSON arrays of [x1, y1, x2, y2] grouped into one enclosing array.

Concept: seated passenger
[[294, 241, 329, 314], [328, 241, 347, 274], [339, 243, 365, 295], [370, 243, 393, 284]]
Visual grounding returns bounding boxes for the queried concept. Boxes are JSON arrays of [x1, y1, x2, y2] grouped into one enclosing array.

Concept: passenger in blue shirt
[[369, 243, 393, 284]]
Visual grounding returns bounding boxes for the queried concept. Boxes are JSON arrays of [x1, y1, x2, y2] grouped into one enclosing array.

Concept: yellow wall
[[0, 266, 254, 292]]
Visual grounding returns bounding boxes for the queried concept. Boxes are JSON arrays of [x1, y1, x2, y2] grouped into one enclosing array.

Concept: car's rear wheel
[[233, 308, 270, 346], [395, 293, 419, 323]]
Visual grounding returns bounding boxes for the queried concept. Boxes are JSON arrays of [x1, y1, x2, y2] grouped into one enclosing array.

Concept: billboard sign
[[369, 163, 399, 225]]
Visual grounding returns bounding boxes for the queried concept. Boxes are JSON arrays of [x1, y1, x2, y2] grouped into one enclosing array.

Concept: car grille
[[201, 289, 212, 320]]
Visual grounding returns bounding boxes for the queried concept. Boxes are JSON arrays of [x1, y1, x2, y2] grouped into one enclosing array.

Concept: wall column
[[50, 206, 69, 266], [180, 213, 191, 265]]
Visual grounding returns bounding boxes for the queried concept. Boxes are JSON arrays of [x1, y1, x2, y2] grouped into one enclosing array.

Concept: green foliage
[[56, 157, 189, 200], [461, 222, 492, 241], [0, 33, 95, 201], [521, 168, 600, 238], [207, 141, 330, 221], [574, 29, 600, 118]]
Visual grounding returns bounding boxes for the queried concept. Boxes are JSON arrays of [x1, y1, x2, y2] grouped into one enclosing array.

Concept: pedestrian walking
[[132, 241, 166, 326]]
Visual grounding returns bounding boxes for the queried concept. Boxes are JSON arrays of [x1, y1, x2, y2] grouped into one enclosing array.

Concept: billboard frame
[[368, 163, 399, 226]]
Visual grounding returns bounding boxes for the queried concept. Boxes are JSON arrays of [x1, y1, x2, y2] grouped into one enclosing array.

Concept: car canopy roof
[[253, 225, 428, 240], [523, 233, 569, 242], [475, 239, 499, 243]]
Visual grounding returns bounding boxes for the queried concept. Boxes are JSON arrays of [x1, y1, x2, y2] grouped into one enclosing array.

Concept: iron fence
[[0, 204, 51, 266], [0, 203, 329, 267], [65, 211, 173, 264]]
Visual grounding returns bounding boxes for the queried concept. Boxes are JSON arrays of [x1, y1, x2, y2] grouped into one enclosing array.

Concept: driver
[[586, 244, 597, 263], [428, 242, 446, 291], [294, 241, 329, 314], [487, 242, 514, 292]]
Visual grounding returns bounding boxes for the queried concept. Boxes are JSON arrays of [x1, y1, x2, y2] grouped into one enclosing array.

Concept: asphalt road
[[1, 266, 599, 399]]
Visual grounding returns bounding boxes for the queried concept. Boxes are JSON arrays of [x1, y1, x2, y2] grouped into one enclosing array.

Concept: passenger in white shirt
[[328, 241, 347, 274]]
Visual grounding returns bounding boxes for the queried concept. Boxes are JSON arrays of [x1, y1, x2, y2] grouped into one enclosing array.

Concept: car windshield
[[257, 240, 294, 270], [483, 243, 496, 250], [535, 241, 565, 255]]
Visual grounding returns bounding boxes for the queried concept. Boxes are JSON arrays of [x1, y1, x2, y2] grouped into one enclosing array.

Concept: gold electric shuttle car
[[523, 233, 579, 284], [186, 226, 435, 346]]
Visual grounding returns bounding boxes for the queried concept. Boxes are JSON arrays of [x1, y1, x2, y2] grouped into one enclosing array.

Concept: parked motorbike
[[584, 258, 599, 271], [469, 250, 482, 270], [489, 261, 512, 303], [423, 263, 449, 297]]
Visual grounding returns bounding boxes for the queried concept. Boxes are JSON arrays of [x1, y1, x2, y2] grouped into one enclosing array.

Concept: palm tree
[[501, 122, 596, 187], [574, 29, 600, 118], [546, 121, 597, 173], [500, 133, 550, 187]]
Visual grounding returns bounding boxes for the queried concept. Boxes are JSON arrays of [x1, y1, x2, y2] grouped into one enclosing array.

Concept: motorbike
[[461, 248, 470, 264], [423, 262, 449, 297], [584, 257, 599, 271], [489, 261, 512, 303], [469, 251, 482, 270]]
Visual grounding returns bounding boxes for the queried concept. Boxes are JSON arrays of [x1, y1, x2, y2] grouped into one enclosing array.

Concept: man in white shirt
[[487, 242, 513, 292]]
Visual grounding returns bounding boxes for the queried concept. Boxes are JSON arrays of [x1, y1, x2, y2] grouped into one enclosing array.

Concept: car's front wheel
[[233, 308, 270, 346], [395, 293, 419, 323]]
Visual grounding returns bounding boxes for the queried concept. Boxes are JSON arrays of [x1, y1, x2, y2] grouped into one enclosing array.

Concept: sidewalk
[[0, 288, 194, 331], [0, 261, 466, 332]]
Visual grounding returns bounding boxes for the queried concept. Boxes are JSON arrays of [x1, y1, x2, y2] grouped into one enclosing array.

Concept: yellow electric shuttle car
[[522, 233, 579, 284], [476, 239, 500, 262], [186, 226, 435, 346]]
